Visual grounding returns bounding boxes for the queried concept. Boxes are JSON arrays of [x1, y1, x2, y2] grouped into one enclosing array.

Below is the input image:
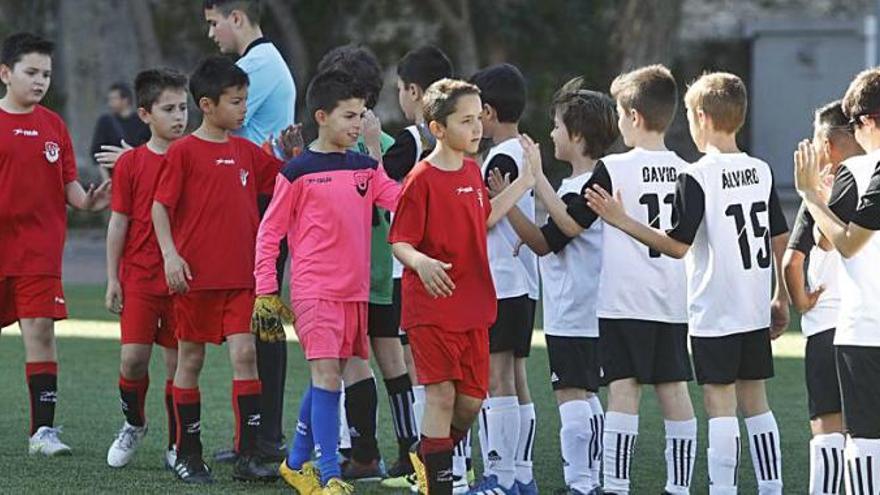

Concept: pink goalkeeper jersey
[[254, 148, 401, 301]]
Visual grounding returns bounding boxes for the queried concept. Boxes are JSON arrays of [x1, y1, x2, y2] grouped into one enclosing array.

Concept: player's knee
[[426, 382, 456, 412], [555, 387, 589, 405], [608, 378, 641, 411], [120, 358, 149, 380], [703, 384, 737, 417], [230, 344, 257, 371]]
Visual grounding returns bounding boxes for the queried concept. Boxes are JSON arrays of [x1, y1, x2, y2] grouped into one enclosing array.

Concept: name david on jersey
[[642, 165, 678, 183]]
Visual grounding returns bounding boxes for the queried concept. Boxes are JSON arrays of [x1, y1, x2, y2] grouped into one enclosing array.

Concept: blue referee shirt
[[235, 37, 296, 147]]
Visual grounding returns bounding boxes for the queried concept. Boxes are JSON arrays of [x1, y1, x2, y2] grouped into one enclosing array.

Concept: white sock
[[844, 436, 880, 495], [810, 432, 844, 495], [515, 403, 536, 484], [708, 416, 740, 495], [453, 428, 471, 477], [338, 385, 351, 450], [559, 400, 593, 493], [587, 395, 604, 486], [664, 418, 697, 494], [745, 411, 783, 494], [602, 411, 639, 494], [485, 396, 520, 488], [479, 400, 492, 476], [412, 385, 425, 436]]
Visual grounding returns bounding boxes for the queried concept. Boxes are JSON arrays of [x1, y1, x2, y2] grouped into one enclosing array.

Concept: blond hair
[[684, 72, 747, 133]]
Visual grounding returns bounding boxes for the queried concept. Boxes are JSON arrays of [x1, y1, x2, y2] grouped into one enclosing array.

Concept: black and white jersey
[[389, 124, 431, 279], [835, 151, 880, 347], [667, 153, 788, 337], [787, 165, 857, 337], [539, 171, 602, 337], [482, 138, 539, 300], [595, 149, 689, 323]]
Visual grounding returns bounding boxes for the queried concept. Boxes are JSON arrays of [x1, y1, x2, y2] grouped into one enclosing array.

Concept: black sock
[[255, 340, 286, 448], [118, 376, 148, 427], [384, 373, 418, 460], [233, 379, 262, 455], [173, 387, 202, 459], [165, 380, 176, 449], [26, 362, 57, 434], [421, 437, 454, 495], [346, 377, 380, 463]]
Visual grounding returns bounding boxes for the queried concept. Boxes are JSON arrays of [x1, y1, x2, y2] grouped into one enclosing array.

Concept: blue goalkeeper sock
[[311, 386, 342, 483], [287, 385, 313, 469]]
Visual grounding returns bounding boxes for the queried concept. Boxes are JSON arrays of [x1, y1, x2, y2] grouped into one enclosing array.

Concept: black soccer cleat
[[233, 453, 281, 482], [174, 455, 214, 484]]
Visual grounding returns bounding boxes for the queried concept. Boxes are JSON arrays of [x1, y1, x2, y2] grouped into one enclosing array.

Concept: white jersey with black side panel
[[539, 171, 602, 338], [667, 153, 789, 337], [482, 138, 539, 300], [596, 149, 689, 323], [390, 124, 428, 279], [835, 150, 880, 347]]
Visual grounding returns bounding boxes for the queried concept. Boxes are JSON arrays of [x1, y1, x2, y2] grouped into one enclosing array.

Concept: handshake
[[250, 295, 294, 343]]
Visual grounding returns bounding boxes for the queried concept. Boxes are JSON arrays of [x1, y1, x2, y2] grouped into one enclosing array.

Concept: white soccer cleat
[[165, 446, 178, 470], [106, 422, 147, 467], [29, 426, 72, 456], [453, 474, 470, 494]]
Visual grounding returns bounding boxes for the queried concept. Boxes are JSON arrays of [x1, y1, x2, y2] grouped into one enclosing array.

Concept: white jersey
[[540, 172, 602, 337], [391, 125, 426, 279], [596, 149, 688, 323], [482, 138, 539, 300], [834, 151, 880, 347], [670, 153, 788, 337], [801, 247, 841, 337]]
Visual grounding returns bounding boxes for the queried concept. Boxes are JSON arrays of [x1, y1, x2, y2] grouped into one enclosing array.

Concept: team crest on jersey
[[239, 168, 249, 187], [44, 141, 60, 164], [353, 171, 371, 197]]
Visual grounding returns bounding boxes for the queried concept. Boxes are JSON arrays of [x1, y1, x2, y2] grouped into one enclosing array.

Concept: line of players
[[3, 25, 880, 495]]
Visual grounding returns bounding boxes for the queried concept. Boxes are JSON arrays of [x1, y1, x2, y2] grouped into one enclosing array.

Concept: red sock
[[173, 386, 202, 458], [164, 379, 176, 449], [420, 435, 454, 493], [232, 379, 262, 455], [26, 362, 57, 435], [451, 426, 468, 445], [118, 375, 149, 427]]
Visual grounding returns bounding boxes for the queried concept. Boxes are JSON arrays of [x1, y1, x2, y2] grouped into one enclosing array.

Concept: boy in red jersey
[[104, 68, 188, 470], [0, 32, 111, 456], [151, 56, 294, 484], [389, 79, 536, 494]]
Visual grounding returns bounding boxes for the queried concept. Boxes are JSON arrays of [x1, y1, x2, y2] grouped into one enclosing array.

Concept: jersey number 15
[[725, 202, 771, 270]]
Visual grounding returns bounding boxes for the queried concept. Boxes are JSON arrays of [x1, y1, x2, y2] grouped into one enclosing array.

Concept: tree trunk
[[127, 0, 162, 68], [265, 0, 310, 87], [613, 0, 684, 71], [426, 0, 480, 77]]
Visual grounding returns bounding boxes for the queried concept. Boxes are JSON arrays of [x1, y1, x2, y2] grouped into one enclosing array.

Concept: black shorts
[[391, 278, 408, 345], [488, 295, 536, 358], [598, 319, 693, 385], [546, 335, 600, 392], [837, 345, 880, 438], [691, 328, 774, 385], [368, 303, 398, 338], [805, 328, 842, 419]]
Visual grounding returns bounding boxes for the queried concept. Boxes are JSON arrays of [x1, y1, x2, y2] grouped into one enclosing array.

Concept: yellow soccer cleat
[[381, 472, 418, 490], [279, 459, 322, 495], [408, 447, 428, 494], [321, 477, 355, 494]]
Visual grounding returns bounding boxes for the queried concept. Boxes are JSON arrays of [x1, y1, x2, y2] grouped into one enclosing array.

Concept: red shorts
[[120, 292, 177, 348], [0, 276, 67, 329], [408, 326, 489, 399], [291, 299, 368, 360], [173, 289, 253, 344]]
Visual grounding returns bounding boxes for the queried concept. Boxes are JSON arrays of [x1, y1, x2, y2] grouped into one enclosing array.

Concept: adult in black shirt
[[90, 82, 150, 180]]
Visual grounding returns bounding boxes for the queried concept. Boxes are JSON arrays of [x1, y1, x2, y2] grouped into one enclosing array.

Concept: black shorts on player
[[546, 335, 600, 392], [805, 328, 842, 419], [489, 295, 535, 357], [837, 345, 880, 438], [598, 318, 693, 385], [368, 303, 399, 338], [391, 279, 408, 345], [691, 328, 774, 385]]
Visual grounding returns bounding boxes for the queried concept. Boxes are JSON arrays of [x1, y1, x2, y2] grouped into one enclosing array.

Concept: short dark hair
[[316, 44, 382, 109], [553, 77, 619, 159], [684, 72, 747, 134], [422, 78, 481, 126], [189, 56, 249, 104], [842, 68, 880, 127], [203, 0, 262, 25], [397, 46, 453, 92], [469, 63, 526, 123], [610, 64, 678, 133], [109, 82, 134, 102], [135, 68, 188, 111], [813, 99, 851, 137], [1, 32, 53, 68], [305, 69, 367, 121]]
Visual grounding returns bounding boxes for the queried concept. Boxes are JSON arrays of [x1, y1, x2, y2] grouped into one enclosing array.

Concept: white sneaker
[[165, 446, 178, 470], [453, 475, 469, 494], [106, 422, 147, 467], [29, 426, 72, 456]]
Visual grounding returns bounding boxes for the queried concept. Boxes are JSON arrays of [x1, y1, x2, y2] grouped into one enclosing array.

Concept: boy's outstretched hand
[[83, 180, 112, 211], [518, 134, 541, 188], [251, 295, 293, 343], [413, 254, 455, 298], [275, 124, 304, 160], [94, 140, 132, 169], [794, 139, 821, 197], [486, 167, 510, 198], [585, 184, 628, 228]]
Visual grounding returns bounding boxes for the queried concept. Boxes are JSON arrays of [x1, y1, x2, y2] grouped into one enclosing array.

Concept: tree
[[612, 0, 684, 71]]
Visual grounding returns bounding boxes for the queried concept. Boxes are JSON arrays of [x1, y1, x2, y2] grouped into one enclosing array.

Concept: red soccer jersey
[[153, 134, 280, 291], [111, 145, 169, 294], [388, 158, 497, 330], [0, 105, 77, 277]]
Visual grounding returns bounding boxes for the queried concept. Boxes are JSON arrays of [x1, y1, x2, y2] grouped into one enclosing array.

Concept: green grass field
[[0, 284, 813, 493]]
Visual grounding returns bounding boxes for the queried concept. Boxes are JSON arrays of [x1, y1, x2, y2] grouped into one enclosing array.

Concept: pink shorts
[[291, 299, 368, 360]]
